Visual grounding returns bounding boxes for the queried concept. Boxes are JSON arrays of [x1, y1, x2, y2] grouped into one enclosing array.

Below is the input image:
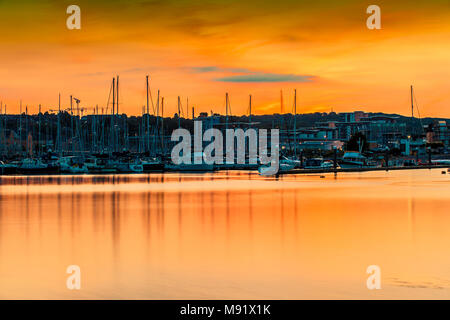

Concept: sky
[[0, 0, 449, 117]]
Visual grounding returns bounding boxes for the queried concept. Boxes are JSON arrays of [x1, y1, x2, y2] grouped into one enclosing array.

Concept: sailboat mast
[[58, 93, 62, 157], [177, 96, 181, 128], [38, 104, 41, 156], [116, 75, 119, 151], [294, 89, 297, 157], [116, 75, 119, 115], [249, 94, 252, 125], [225, 92, 229, 130], [410, 85, 414, 119], [160, 97, 164, 155]]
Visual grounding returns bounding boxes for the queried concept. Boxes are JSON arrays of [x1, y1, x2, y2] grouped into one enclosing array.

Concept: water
[[0, 169, 449, 299]]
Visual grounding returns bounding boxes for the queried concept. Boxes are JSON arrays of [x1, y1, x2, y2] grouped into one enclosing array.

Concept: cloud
[[191, 66, 316, 83], [214, 73, 315, 83], [190, 66, 251, 73]]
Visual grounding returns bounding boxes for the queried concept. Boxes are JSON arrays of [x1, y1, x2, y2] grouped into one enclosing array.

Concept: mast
[[225, 92, 229, 130], [410, 85, 414, 119], [249, 94, 252, 125], [70, 95, 74, 153], [116, 75, 119, 151], [19, 100, 22, 147], [116, 75, 119, 115], [111, 77, 115, 153], [58, 93, 62, 157], [112, 77, 115, 115], [160, 97, 164, 155], [146, 75, 149, 153], [146, 75, 149, 115], [154, 89, 160, 155], [177, 96, 181, 128], [294, 89, 297, 157], [38, 104, 41, 156]]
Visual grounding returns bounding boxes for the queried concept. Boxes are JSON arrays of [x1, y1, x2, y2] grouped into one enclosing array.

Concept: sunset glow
[[0, 0, 449, 117]]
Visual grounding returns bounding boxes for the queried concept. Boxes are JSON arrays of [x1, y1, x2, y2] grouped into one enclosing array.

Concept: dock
[[282, 165, 450, 175]]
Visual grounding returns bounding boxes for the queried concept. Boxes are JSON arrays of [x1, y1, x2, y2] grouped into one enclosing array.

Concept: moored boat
[[339, 151, 374, 169], [0, 161, 18, 175], [18, 158, 60, 175], [84, 156, 117, 174], [141, 158, 165, 172], [58, 156, 89, 174], [258, 159, 296, 176]]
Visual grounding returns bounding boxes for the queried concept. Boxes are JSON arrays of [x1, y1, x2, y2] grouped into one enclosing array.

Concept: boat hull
[[142, 163, 165, 172], [0, 166, 18, 175], [17, 166, 60, 175], [339, 161, 374, 169], [164, 163, 215, 172]]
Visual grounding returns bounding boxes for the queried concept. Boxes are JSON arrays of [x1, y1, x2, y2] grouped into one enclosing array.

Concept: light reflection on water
[[0, 169, 449, 299]]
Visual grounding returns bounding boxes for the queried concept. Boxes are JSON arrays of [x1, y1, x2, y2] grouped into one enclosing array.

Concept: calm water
[[0, 169, 449, 299]]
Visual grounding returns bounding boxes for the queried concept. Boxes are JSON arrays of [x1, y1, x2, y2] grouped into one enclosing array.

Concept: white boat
[[280, 156, 302, 168], [258, 159, 296, 176], [18, 158, 60, 174], [432, 159, 450, 165], [84, 157, 117, 174], [339, 151, 373, 169], [112, 159, 144, 173]]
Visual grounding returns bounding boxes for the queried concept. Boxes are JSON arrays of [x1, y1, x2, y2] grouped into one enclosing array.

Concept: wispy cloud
[[214, 73, 315, 83], [191, 66, 315, 83], [190, 66, 251, 73]]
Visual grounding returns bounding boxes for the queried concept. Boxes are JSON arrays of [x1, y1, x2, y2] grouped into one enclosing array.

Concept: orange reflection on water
[[0, 169, 449, 299]]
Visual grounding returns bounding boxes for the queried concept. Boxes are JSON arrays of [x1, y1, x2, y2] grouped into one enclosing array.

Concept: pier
[[282, 164, 450, 175]]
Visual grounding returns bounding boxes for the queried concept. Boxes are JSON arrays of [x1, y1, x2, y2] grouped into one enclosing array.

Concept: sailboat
[[258, 158, 296, 176], [18, 158, 60, 175]]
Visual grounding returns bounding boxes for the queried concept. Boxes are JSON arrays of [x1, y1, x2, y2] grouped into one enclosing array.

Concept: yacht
[[141, 158, 165, 172], [339, 151, 372, 169], [258, 159, 296, 176], [114, 158, 144, 173], [84, 156, 117, 174], [0, 161, 18, 175], [18, 158, 60, 175]]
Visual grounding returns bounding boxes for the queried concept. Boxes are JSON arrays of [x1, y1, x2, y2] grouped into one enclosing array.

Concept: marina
[[1, 80, 449, 176]]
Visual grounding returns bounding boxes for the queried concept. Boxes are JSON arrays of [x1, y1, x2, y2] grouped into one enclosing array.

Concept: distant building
[[399, 137, 426, 156]]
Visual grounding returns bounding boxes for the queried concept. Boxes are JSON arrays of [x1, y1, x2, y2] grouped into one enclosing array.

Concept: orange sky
[[0, 0, 449, 117]]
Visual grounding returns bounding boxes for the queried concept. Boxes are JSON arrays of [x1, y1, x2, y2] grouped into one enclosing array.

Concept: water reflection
[[0, 170, 449, 299]]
